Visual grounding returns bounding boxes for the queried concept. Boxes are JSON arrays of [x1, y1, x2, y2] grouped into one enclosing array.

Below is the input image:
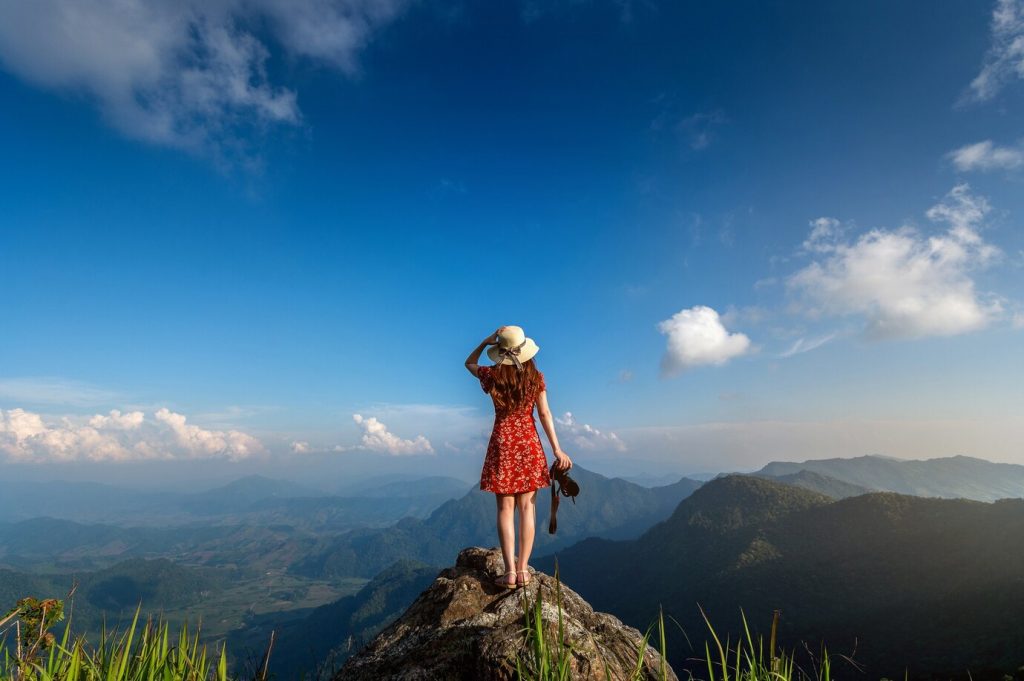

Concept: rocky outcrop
[[335, 547, 677, 681]]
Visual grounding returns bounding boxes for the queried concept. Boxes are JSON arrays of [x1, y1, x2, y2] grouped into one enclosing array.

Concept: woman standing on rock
[[465, 326, 573, 589]]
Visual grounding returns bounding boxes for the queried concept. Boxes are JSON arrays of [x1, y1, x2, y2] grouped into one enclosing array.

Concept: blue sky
[[1, 0, 1022, 483]]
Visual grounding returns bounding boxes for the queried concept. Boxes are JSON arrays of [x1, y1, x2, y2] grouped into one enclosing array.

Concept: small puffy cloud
[[964, 0, 1024, 103], [788, 184, 1003, 340], [948, 140, 1024, 172], [555, 412, 627, 452], [0, 408, 264, 463], [290, 440, 312, 454], [0, 0, 408, 162], [658, 306, 752, 376], [352, 413, 433, 455], [803, 217, 845, 253]]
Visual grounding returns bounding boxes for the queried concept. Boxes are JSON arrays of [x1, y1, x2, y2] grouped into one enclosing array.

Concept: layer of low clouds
[[352, 413, 434, 455], [0, 407, 263, 463], [787, 184, 1003, 340], [658, 305, 752, 376], [964, 0, 1024, 103], [948, 140, 1024, 172], [0, 0, 407, 160], [555, 412, 627, 452]]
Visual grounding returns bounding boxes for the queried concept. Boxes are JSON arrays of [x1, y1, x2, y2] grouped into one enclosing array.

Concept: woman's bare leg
[[495, 493, 517, 578], [514, 490, 537, 573]]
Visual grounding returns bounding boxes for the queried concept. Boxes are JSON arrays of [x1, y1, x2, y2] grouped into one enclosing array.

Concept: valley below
[[3, 455, 1024, 680]]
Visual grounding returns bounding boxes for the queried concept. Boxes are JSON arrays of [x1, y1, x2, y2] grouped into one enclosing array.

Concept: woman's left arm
[[465, 328, 501, 377], [536, 390, 572, 470]]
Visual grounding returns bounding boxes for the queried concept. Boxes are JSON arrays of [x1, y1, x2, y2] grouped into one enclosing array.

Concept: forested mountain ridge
[[538, 474, 1024, 681]]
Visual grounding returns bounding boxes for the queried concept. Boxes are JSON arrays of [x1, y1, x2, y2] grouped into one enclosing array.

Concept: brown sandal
[[516, 569, 532, 588], [493, 571, 517, 589]]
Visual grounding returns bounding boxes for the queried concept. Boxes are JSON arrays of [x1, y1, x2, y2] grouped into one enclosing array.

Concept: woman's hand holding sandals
[[554, 449, 572, 471]]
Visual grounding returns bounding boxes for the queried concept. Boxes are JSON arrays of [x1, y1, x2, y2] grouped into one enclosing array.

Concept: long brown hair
[[488, 359, 543, 412]]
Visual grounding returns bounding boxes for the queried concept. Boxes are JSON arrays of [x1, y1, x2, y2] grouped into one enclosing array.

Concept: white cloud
[[154, 408, 261, 460], [352, 413, 433, 455], [1013, 311, 1024, 329], [290, 440, 311, 454], [658, 305, 752, 376], [779, 333, 837, 358], [948, 140, 1024, 172], [788, 184, 1003, 340], [964, 0, 1024, 103], [0, 0, 407, 161], [803, 217, 845, 253], [0, 407, 264, 463], [88, 409, 144, 430], [555, 412, 627, 452]]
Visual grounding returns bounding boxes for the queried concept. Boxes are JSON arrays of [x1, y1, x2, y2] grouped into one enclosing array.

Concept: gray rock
[[335, 546, 677, 681]]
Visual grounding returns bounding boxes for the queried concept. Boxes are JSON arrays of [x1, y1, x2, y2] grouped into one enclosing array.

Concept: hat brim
[[487, 338, 540, 366]]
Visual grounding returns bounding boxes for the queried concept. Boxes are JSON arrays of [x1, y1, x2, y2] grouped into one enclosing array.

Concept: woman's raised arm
[[464, 328, 501, 377]]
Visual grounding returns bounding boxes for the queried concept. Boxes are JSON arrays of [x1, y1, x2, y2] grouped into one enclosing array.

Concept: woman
[[465, 325, 573, 589]]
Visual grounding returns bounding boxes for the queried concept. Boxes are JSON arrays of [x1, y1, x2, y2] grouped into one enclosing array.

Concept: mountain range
[[0, 474, 470, 531], [756, 454, 1024, 501], [290, 467, 703, 579], [536, 474, 1024, 680]]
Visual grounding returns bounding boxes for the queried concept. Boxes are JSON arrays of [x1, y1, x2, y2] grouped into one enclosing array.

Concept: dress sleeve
[[478, 365, 494, 393]]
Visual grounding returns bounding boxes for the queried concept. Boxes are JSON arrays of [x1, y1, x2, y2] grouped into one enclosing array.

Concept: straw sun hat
[[487, 325, 539, 370]]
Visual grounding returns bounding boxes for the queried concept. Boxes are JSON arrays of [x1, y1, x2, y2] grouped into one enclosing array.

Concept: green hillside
[[537, 475, 1024, 681]]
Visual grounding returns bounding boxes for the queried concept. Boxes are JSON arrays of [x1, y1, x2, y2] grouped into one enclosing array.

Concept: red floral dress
[[477, 366, 552, 494]]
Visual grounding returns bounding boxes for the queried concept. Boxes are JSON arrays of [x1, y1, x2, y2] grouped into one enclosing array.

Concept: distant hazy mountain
[[185, 474, 327, 512], [758, 454, 1024, 501], [759, 469, 872, 499], [335, 475, 471, 499], [0, 480, 180, 523], [0, 474, 467, 529], [537, 475, 1024, 680], [231, 560, 439, 679], [291, 467, 703, 579]]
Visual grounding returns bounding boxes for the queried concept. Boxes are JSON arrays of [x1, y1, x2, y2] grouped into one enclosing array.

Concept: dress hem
[[480, 481, 551, 494]]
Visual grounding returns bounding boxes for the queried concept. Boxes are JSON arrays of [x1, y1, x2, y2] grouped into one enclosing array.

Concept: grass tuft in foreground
[[1, 596, 243, 681], [513, 564, 833, 681]]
